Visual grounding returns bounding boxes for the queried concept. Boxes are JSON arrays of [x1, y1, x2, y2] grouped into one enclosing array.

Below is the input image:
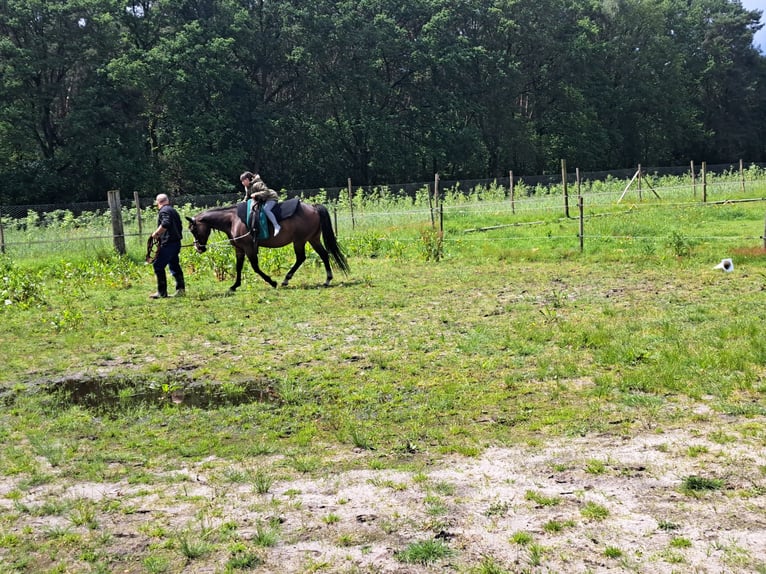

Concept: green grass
[[581, 501, 610, 521], [2, 187, 766, 571], [681, 475, 726, 493], [395, 539, 453, 564]]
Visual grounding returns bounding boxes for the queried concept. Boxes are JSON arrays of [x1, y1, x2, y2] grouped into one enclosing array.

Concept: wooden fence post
[[561, 159, 569, 218], [438, 178, 443, 233], [579, 195, 584, 253], [107, 190, 126, 255], [432, 173, 440, 230], [333, 205, 338, 234], [691, 160, 696, 198], [347, 178, 355, 230], [577, 168, 584, 252], [134, 191, 143, 238], [702, 162, 707, 203], [740, 159, 745, 194], [427, 177, 434, 228], [0, 206, 5, 254], [509, 170, 515, 215]]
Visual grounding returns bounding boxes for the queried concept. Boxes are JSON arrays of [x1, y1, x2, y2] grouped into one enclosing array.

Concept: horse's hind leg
[[309, 239, 333, 286], [282, 243, 307, 287]]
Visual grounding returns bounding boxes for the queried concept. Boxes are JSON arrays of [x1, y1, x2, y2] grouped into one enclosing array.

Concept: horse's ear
[[185, 216, 194, 223]]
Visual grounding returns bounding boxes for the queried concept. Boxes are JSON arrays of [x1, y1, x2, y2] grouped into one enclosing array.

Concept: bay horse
[[186, 200, 349, 291]]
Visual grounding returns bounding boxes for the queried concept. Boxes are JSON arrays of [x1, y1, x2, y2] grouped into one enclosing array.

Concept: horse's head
[[186, 216, 209, 253]]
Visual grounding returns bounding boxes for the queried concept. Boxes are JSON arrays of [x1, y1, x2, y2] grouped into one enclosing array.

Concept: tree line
[[1, 0, 764, 204]]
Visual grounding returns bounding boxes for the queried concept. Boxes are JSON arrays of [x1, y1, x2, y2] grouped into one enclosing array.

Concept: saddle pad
[[273, 197, 300, 221]]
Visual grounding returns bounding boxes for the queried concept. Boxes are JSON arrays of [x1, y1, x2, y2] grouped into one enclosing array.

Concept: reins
[[187, 206, 254, 251], [192, 230, 252, 251]]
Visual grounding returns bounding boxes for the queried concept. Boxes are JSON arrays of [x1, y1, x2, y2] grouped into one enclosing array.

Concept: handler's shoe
[[171, 289, 185, 297], [149, 292, 167, 299], [273, 224, 281, 237]]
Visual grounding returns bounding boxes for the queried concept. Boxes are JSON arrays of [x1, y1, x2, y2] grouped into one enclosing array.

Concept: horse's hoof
[[281, 281, 289, 287]]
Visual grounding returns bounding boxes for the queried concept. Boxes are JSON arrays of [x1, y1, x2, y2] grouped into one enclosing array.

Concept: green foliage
[[670, 537, 692, 549], [199, 243, 235, 282], [1, 0, 765, 202], [251, 522, 279, 548], [226, 542, 262, 569], [419, 227, 444, 261], [524, 490, 561, 507], [510, 531, 533, 545], [395, 539, 453, 564], [343, 232, 384, 258], [667, 231, 694, 257], [178, 531, 213, 560], [581, 501, 610, 520], [658, 520, 681, 531], [252, 470, 273, 495], [681, 475, 725, 492], [0, 256, 44, 308]]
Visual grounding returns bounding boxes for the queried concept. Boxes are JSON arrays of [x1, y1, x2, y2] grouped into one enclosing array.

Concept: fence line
[[2, 162, 766, 256], [2, 161, 765, 218]]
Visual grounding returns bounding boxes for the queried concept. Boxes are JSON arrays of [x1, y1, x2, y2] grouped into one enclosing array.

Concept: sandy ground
[[2, 420, 765, 573]]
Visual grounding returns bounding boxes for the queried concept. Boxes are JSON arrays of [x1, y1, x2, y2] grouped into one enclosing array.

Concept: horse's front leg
[[230, 249, 245, 292], [247, 251, 277, 288]]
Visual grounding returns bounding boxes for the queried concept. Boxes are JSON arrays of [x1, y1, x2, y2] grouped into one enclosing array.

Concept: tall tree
[[107, 0, 246, 196], [689, 0, 764, 161], [2, 0, 766, 203], [0, 0, 128, 201]]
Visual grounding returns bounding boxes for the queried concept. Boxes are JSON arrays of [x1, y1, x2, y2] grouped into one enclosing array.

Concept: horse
[[186, 200, 349, 291]]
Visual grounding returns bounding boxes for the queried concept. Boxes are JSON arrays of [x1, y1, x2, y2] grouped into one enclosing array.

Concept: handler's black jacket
[[157, 205, 183, 245]]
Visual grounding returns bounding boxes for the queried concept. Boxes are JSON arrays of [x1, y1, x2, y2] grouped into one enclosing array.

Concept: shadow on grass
[[5, 373, 280, 415]]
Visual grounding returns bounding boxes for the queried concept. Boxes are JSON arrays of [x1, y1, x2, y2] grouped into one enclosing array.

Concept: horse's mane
[[205, 204, 237, 212]]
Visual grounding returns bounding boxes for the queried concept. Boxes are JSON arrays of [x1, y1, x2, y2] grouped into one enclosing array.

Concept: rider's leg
[[263, 200, 281, 236]]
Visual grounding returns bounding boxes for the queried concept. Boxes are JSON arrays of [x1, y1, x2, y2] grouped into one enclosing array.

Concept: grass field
[[1, 185, 766, 572]]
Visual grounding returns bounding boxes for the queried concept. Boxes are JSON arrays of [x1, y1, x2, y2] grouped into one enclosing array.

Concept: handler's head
[[155, 193, 169, 207]]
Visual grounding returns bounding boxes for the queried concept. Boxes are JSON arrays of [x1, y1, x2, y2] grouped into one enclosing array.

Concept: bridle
[[189, 220, 252, 253]]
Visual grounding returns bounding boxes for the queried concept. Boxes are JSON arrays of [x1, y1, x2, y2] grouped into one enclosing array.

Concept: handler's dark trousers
[[153, 241, 184, 296]]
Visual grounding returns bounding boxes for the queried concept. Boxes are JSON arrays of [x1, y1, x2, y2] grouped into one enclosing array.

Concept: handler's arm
[[153, 208, 171, 240], [151, 224, 166, 240]]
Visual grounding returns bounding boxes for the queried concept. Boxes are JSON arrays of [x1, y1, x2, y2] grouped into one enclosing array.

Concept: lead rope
[[192, 230, 252, 250]]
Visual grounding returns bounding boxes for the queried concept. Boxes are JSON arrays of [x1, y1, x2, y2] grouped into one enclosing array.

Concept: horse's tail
[[316, 204, 350, 275]]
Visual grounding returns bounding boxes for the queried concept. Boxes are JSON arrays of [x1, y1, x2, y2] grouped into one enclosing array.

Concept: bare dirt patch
[[2, 422, 765, 573]]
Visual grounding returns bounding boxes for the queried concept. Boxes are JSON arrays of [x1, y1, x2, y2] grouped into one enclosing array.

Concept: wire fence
[[1, 162, 765, 259]]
